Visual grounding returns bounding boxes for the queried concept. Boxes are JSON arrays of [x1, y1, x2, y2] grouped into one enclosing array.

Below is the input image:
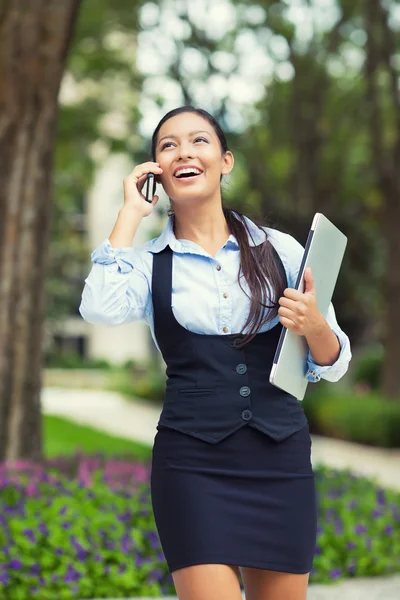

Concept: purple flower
[[330, 569, 342, 579], [0, 573, 9, 585], [384, 525, 394, 535], [9, 558, 22, 569], [30, 564, 40, 575], [23, 528, 36, 543], [347, 541, 356, 550], [334, 521, 343, 535], [372, 509, 382, 518], [121, 534, 131, 554], [64, 564, 81, 583], [377, 489, 386, 506], [354, 524, 367, 535], [38, 523, 48, 535], [149, 568, 164, 581], [135, 555, 146, 567]]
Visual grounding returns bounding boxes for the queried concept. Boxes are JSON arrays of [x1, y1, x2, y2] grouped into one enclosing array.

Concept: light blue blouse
[[79, 214, 352, 383]]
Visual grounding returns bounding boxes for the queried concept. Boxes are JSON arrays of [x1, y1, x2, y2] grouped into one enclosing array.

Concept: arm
[[79, 206, 153, 326], [275, 232, 352, 383]]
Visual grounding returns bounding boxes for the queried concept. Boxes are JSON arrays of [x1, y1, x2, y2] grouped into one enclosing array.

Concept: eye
[[160, 137, 208, 150]]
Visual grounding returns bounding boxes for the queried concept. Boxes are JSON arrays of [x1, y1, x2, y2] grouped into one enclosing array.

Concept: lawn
[[43, 415, 153, 461]]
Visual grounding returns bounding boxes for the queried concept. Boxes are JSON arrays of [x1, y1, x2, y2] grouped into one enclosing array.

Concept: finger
[[279, 316, 297, 330], [283, 287, 304, 301], [304, 267, 315, 293], [278, 297, 298, 311], [278, 306, 297, 320], [132, 166, 163, 181]]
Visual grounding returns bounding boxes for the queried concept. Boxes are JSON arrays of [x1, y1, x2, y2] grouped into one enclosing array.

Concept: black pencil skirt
[[150, 423, 318, 575]]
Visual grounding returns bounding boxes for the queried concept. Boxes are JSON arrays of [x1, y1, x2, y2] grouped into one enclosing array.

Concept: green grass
[[43, 415, 153, 461]]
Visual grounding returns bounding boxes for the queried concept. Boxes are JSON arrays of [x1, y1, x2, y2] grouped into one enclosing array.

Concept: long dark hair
[[151, 106, 286, 347]]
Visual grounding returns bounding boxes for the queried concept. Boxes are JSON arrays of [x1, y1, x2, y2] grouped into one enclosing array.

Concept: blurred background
[[0, 0, 399, 598]]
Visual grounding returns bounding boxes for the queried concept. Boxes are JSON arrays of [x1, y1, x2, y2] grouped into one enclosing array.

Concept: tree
[[0, 0, 82, 462], [364, 0, 400, 399], [0, 0, 146, 461]]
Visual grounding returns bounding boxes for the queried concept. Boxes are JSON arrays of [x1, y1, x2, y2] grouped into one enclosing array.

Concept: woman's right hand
[[122, 161, 163, 217]]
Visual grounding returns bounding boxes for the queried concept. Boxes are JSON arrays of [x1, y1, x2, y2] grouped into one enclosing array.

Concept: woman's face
[[154, 112, 233, 207]]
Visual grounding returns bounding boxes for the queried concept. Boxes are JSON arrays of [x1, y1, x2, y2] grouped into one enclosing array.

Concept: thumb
[[304, 267, 315, 294]]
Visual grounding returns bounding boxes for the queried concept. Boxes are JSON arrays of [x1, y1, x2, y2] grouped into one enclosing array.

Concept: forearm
[[305, 315, 341, 367], [109, 206, 143, 248]]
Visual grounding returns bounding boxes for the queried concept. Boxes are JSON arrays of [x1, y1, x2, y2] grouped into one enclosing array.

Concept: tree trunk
[[364, 0, 400, 400], [0, 0, 81, 461]]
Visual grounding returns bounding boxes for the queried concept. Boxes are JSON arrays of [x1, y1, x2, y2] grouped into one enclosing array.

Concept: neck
[[173, 205, 231, 256]]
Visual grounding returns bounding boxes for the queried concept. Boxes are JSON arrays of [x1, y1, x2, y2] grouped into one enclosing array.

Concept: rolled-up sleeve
[[272, 230, 352, 384], [79, 238, 152, 326], [305, 303, 352, 383]]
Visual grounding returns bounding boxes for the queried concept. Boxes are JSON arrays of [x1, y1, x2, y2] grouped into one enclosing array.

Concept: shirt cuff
[[90, 238, 135, 274], [305, 327, 347, 383]]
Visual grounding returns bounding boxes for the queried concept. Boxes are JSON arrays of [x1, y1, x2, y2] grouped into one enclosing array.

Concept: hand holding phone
[[122, 161, 162, 217]]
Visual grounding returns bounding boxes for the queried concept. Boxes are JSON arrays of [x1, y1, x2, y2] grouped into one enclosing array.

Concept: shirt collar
[[147, 212, 267, 255]]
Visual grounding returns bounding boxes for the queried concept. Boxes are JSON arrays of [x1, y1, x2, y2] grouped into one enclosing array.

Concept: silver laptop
[[269, 213, 348, 400]]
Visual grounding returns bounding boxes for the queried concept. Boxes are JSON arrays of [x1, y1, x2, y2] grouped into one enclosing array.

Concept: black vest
[[151, 243, 307, 444]]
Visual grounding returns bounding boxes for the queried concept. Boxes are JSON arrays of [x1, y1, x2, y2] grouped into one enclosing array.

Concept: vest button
[[223, 327, 229, 333], [239, 386, 251, 397], [216, 265, 221, 271], [241, 409, 252, 421], [236, 363, 247, 375]]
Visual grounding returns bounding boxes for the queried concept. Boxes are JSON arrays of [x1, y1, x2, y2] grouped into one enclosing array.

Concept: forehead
[[157, 112, 215, 141]]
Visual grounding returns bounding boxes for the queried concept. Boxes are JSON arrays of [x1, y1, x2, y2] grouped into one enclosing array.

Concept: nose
[[177, 142, 195, 161]]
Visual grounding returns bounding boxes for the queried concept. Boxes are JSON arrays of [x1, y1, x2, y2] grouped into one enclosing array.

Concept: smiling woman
[[79, 105, 352, 600]]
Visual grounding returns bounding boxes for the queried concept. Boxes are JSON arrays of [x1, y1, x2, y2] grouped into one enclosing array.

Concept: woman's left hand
[[278, 267, 325, 336]]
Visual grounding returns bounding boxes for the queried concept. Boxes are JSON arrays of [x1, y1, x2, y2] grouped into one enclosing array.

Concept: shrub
[[303, 391, 400, 448], [354, 345, 383, 390], [45, 352, 112, 370], [0, 454, 399, 598], [0, 455, 172, 600]]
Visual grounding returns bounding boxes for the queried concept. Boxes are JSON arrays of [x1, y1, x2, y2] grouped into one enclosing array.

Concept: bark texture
[[365, 1, 400, 399], [0, 0, 81, 461]]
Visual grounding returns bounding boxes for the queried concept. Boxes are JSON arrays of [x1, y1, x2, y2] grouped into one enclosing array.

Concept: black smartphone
[[144, 172, 157, 203]]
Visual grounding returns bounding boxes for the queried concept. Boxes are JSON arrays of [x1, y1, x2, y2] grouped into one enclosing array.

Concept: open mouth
[[173, 171, 203, 181]]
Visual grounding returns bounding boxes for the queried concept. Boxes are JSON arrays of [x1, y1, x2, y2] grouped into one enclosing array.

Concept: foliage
[[354, 346, 384, 390], [107, 362, 166, 403], [43, 416, 152, 462], [47, 0, 146, 322], [0, 457, 399, 598], [44, 353, 113, 370], [303, 389, 400, 448]]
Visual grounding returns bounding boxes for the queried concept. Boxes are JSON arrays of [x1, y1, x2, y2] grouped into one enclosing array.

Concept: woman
[[80, 106, 352, 600]]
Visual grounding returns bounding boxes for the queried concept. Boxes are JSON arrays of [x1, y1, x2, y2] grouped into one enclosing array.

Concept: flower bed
[[0, 455, 399, 599]]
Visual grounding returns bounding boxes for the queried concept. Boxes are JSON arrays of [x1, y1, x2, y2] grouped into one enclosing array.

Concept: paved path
[[84, 574, 400, 600], [42, 387, 400, 491]]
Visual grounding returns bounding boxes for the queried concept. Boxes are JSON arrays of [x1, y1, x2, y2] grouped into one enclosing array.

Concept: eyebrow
[[158, 130, 211, 146]]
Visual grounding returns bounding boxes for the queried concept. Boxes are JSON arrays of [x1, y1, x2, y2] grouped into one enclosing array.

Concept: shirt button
[[223, 327, 229, 333], [239, 386, 251, 397], [223, 293, 229, 298], [241, 409, 252, 421], [216, 265, 221, 271], [236, 364, 247, 375]]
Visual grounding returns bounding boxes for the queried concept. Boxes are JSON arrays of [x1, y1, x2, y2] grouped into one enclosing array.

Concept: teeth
[[175, 167, 202, 177]]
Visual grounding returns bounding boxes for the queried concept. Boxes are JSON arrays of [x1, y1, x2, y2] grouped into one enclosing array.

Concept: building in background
[[49, 152, 166, 366]]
